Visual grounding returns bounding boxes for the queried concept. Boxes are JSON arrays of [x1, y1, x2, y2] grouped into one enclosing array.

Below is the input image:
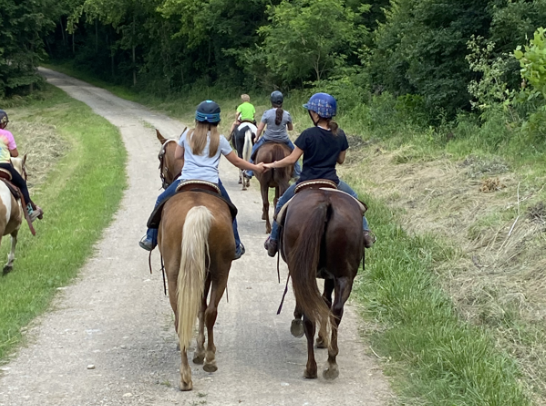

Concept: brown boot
[[363, 231, 375, 248]]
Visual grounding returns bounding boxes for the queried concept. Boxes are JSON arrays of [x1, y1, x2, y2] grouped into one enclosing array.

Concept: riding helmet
[[303, 93, 337, 118], [0, 110, 8, 125], [270, 91, 283, 106], [195, 100, 221, 123]]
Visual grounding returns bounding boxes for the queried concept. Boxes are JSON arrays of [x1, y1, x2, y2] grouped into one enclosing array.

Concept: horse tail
[[177, 206, 213, 351], [289, 201, 332, 329], [243, 129, 252, 162]]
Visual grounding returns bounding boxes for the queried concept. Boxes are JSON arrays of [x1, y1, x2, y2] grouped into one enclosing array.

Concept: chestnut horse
[[255, 142, 293, 233], [0, 156, 28, 274], [154, 129, 234, 390], [280, 188, 364, 380], [156, 129, 183, 189]]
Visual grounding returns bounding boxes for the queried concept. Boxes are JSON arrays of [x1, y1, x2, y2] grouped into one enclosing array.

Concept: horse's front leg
[[273, 186, 279, 209], [317, 278, 334, 348], [239, 169, 243, 185], [303, 315, 318, 379], [2, 231, 18, 274], [323, 277, 352, 381], [261, 183, 271, 233]]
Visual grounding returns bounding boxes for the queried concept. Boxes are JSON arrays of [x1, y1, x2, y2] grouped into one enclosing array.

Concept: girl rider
[[139, 100, 265, 259], [262, 93, 375, 257], [0, 109, 43, 222], [244, 91, 301, 179]]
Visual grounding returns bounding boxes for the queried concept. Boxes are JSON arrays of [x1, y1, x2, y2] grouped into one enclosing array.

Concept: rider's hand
[[254, 162, 266, 174]]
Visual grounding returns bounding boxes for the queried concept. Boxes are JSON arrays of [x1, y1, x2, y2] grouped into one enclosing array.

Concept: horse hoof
[[2, 265, 12, 275], [203, 363, 217, 373], [290, 319, 304, 338], [304, 369, 318, 379], [238, 179, 242, 184], [316, 337, 328, 348], [193, 354, 204, 365], [180, 381, 193, 391], [323, 366, 339, 380]]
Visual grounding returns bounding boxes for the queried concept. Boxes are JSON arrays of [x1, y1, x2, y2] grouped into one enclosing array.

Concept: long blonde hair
[[188, 122, 220, 157]]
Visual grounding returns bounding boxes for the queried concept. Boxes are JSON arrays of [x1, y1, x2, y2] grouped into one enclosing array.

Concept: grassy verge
[[0, 84, 126, 361], [43, 64, 535, 404]]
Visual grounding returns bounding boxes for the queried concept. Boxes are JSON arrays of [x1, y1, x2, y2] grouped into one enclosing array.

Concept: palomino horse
[[156, 129, 183, 189], [255, 142, 293, 233], [232, 122, 256, 190], [280, 187, 364, 380], [0, 156, 27, 274]]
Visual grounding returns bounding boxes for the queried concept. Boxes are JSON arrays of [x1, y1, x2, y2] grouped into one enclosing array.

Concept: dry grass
[[8, 117, 70, 193], [340, 143, 546, 403]]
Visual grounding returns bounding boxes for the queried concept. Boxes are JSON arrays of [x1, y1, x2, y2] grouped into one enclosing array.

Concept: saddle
[[0, 172, 21, 200], [275, 179, 367, 226], [147, 180, 238, 229]]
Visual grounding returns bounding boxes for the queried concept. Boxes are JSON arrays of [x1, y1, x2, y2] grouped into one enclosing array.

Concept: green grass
[[348, 186, 530, 405], [0, 85, 126, 360]]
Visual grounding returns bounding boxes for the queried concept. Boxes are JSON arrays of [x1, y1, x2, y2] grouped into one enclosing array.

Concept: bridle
[[158, 139, 177, 189]]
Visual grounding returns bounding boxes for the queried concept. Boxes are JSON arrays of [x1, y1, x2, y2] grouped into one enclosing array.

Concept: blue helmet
[[303, 93, 337, 118], [195, 100, 221, 123], [270, 90, 283, 105], [0, 110, 8, 125]]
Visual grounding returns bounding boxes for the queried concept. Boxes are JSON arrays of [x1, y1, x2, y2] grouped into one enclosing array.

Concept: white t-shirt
[[177, 129, 232, 183]]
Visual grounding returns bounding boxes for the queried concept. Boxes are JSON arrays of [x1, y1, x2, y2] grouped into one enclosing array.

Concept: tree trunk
[[132, 13, 136, 86]]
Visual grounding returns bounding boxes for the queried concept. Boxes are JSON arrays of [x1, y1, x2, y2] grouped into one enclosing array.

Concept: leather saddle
[[147, 180, 238, 229], [0, 171, 21, 199], [275, 179, 367, 226]]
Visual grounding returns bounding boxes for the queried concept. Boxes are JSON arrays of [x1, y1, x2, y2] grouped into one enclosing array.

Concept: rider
[[244, 91, 301, 179], [262, 93, 375, 257], [139, 100, 265, 259], [0, 109, 43, 222], [229, 94, 256, 137]]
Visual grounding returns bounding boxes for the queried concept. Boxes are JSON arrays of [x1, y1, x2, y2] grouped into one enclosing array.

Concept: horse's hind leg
[[193, 277, 211, 365], [323, 277, 352, 381], [317, 279, 334, 348], [3, 231, 18, 275], [180, 347, 193, 391], [291, 303, 304, 338], [303, 315, 318, 379], [202, 272, 228, 373], [261, 183, 271, 232]]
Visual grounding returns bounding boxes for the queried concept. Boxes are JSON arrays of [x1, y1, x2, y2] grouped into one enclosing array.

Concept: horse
[[0, 156, 28, 274], [156, 129, 183, 189], [279, 187, 364, 380], [231, 122, 256, 190], [255, 142, 293, 233], [153, 130, 235, 391]]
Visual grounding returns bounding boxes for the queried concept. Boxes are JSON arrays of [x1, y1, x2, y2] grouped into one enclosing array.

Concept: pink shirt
[[0, 129, 16, 163]]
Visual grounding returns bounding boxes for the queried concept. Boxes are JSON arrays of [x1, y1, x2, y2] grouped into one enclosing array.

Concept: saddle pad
[[295, 179, 337, 194], [147, 188, 238, 229], [0, 178, 20, 200], [0, 168, 12, 181]]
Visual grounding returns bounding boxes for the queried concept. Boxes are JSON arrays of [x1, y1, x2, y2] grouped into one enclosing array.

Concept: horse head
[[156, 129, 182, 189]]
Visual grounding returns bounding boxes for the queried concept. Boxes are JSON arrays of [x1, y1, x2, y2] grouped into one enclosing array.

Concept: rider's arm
[[265, 147, 303, 168], [174, 144, 184, 162], [287, 122, 294, 131], [255, 121, 266, 139], [337, 150, 347, 164], [224, 151, 264, 173], [9, 148, 19, 157]]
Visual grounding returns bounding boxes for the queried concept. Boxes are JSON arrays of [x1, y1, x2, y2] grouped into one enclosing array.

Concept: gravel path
[[0, 69, 391, 406]]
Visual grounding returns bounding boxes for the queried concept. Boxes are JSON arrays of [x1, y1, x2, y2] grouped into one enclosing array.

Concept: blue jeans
[[269, 180, 370, 241], [246, 137, 302, 178], [146, 179, 241, 249]]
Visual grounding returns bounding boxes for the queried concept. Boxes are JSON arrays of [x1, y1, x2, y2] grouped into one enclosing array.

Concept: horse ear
[[156, 129, 167, 145]]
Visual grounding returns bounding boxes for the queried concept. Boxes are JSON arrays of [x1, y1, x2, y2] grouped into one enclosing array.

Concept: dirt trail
[[0, 69, 390, 406]]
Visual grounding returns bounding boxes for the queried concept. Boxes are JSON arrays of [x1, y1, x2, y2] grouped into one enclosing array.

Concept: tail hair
[[177, 206, 213, 351], [243, 129, 252, 162]]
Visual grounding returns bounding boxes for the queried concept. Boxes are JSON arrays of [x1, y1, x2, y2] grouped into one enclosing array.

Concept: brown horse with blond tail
[[280, 187, 364, 380]]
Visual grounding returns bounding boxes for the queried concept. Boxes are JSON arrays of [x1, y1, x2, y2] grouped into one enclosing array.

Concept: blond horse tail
[[243, 129, 252, 162], [177, 206, 213, 351]]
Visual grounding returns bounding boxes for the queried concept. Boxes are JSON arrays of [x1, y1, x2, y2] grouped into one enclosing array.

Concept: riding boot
[[264, 237, 278, 257], [363, 230, 376, 248], [30, 201, 44, 220]]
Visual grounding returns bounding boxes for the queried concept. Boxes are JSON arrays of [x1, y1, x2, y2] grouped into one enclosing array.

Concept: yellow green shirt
[[237, 102, 255, 121]]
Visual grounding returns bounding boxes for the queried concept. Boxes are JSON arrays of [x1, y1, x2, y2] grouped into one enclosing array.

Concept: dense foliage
[[3, 0, 546, 128]]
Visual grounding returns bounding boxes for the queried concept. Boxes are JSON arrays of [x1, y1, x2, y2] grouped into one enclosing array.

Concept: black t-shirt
[[295, 127, 349, 184]]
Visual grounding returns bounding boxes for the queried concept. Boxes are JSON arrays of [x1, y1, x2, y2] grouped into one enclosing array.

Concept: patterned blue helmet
[[195, 100, 221, 123], [303, 93, 337, 118]]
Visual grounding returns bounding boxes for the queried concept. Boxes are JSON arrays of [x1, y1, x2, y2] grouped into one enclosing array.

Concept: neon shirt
[[237, 102, 255, 122], [0, 129, 16, 163], [177, 129, 232, 183]]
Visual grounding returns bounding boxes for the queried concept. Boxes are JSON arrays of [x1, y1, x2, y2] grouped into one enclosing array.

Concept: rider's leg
[[337, 180, 374, 247], [245, 137, 267, 178], [217, 179, 244, 259], [265, 183, 297, 256], [140, 179, 182, 251]]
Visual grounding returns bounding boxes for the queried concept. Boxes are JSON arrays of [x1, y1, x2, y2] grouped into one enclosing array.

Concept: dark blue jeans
[[269, 180, 370, 241], [246, 137, 302, 178], [146, 179, 241, 249]]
